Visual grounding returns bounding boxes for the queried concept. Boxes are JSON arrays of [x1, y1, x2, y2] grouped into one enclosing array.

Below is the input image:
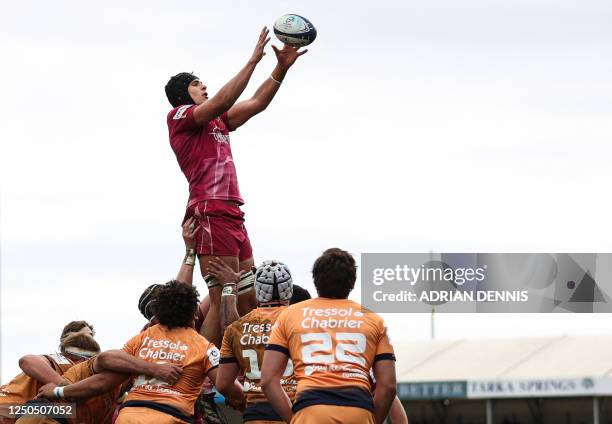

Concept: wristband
[[53, 386, 65, 399], [184, 249, 196, 266], [270, 75, 283, 85], [222, 283, 237, 297]]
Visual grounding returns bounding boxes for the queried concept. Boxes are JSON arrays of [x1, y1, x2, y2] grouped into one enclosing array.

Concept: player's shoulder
[[306, 297, 385, 324], [139, 323, 160, 337], [167, 104, 195, 121], [183, 326, 210, 344], [63, 355, 98, 382], [45, 352, 73, 366], [227, 309, 258, 334], [277, 298, 318, 320], [347, 300, 386, 325]]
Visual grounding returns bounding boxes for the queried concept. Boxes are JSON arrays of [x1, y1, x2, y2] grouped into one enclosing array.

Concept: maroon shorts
[[184, 199, 253, 261]]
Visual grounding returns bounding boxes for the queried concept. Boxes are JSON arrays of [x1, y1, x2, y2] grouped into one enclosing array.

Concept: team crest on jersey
[[173, 105, 191, 120], [207, 347, 220, 366], [48, 353, 71, 365]]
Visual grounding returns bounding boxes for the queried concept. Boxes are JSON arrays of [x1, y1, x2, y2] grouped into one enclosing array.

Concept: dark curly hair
[[152, 281, 200, 329], [312, 248, 357, 299], [290, 284, 312, 304]]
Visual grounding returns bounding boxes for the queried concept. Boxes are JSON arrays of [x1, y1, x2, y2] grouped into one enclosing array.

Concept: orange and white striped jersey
[[220, 306, 297, 407], [266, 297, 395, 413], [122, 324, 219, 416]]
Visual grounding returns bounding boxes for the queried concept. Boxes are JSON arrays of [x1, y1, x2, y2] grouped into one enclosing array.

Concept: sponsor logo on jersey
[[300, 307, 365, 329], [240, 321, 274, 345], [207, 347, 220, 366], [173, 105, 191, 120], [137, 336, 188, 361], [48, 353, 71, 365], [209, 119, 231, 144]]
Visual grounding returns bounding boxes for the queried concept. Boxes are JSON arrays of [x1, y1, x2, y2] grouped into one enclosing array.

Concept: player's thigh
[[199, 295, 211, 318], [199, 255, 239, 276], [239, 257, 255, 274]]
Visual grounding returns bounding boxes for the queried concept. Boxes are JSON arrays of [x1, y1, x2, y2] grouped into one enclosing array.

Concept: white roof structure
[[395, 335, 612, 381]]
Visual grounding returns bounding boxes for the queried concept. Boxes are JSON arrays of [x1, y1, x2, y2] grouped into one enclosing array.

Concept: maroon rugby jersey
[[167, 105, 243, 205]]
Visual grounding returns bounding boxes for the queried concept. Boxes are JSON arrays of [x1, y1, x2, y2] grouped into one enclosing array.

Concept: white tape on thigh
[[204, 274, 220, 289], [237, 271, 255, 294]]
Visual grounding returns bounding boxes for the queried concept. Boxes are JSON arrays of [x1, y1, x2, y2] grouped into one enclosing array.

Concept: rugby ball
[[273, 14, 317, 47]]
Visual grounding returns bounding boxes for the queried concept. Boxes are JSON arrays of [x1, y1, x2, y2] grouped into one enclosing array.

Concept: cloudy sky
[[2, 0, 612, 381]]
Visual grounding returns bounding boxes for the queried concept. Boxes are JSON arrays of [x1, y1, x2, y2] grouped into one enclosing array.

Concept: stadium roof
[[394, 335, 612, 382]]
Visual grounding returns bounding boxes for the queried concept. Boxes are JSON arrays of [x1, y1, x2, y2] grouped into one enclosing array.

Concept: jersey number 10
[[242, 349, 294, 380]]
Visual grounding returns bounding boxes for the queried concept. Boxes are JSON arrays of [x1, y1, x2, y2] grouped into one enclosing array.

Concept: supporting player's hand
[[226, 394, 246, 412], [36, 382, 58, 399], [182, 217, 201, 250], [272, 44, 308, 70], [207, 257, 241, 285], [149, 363, 183, 385], [249, 27, 271, 65]]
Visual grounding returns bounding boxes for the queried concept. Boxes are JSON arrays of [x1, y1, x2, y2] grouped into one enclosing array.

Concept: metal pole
[[430, 250, 435, 340], [431, 307, 435, 340], [486, 399, 493, 424], [594, 397, 600, 424]]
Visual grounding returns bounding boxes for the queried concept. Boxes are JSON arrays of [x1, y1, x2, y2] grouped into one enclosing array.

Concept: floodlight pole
[[486, 399, 493, 424], [430, 250, 435, 340], [430, 307, 435, 340]]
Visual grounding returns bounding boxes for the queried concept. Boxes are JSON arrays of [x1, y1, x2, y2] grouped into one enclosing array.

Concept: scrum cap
[[255, 260, 293, 303], [165, 72, 198, 108]]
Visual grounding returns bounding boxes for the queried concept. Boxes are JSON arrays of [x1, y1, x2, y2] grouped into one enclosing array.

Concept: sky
[[1, 0, 612, 382]]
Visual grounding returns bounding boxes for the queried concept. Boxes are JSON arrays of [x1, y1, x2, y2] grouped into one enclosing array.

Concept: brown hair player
[[0, 320, 99, 418], [164, 27, 308, 348], [261, 248, 398, 424]]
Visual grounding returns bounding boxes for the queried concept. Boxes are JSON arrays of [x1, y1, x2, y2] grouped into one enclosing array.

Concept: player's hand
[[182, 217, 201, 250], [272, 44, 308, 70], [249, 27, 271, 64], [226, 393, 246, 411], [36, 383, 58, 399], [150, 363, 183, 385], [207, 257, 241, 285]]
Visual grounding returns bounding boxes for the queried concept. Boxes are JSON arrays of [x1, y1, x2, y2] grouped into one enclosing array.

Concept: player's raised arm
[[188, 27, 270, 126], [208, 257, 242, 331], [227, 44, 307, 131], [176, 217, 200, 284]]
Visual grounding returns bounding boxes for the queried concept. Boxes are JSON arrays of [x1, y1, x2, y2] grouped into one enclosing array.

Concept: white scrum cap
[[255, 260, 294, 303]]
